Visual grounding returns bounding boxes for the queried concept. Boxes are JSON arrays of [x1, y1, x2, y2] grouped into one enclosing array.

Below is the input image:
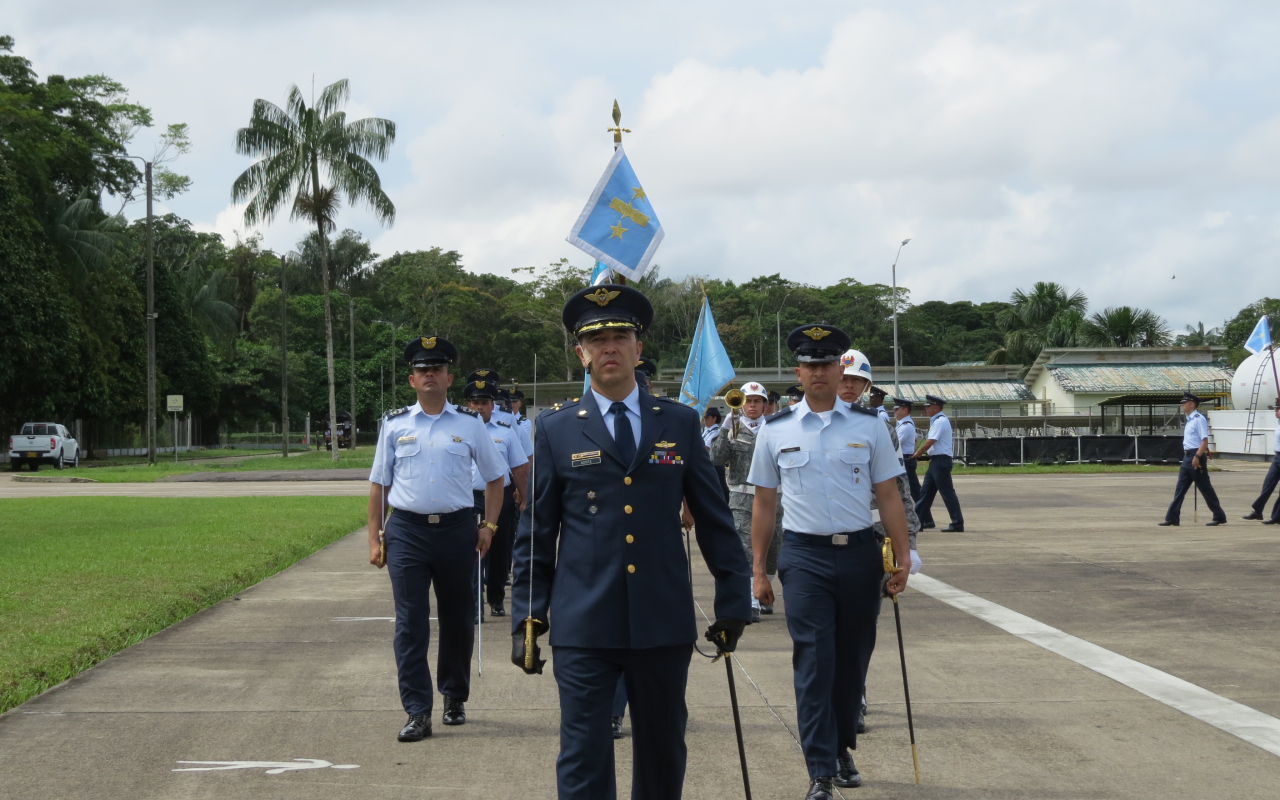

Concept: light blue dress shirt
[[877, 406, 892, 424], [925, 412, 954, 457], [1183, 410, 1209, 451], [590, 385, 643, 451], [1273, 423, 1280, 454], [747, 398, 904, 534], [896, 417, 918, 455], [494, 408, 534, 458], [370, 402, 506, 514], [471, 416, 529, 490]]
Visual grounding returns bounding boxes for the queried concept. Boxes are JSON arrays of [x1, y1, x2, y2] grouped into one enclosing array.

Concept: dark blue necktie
[[610, 401, 636, 467]]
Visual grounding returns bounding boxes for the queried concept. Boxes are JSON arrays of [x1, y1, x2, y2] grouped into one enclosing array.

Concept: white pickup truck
[[8, 422, 80, 471]]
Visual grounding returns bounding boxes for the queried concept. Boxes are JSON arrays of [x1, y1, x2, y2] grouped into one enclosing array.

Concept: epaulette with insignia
[[655, 395, 680, 404], [847, 403, 877, 417], [456, 406, 479, 417], [495, 420, 511, 428], [384, 405, 411, 419], [764, 407, 794, 423]]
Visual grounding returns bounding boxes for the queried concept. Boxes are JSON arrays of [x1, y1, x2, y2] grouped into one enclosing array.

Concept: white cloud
[[8, 0, 1280, 332]]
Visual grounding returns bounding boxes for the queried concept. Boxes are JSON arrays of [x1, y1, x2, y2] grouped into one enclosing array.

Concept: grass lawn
[[0, 496, 365, 714], [950, 463, 1183, 475], [65, 448, 374, 483]]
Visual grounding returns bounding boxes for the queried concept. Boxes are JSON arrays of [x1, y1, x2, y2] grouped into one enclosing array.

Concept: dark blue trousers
[[903, 457, 921, 503], [384, 510, 478, 716], [916, 454, 963, 527], [474, 486, 518, 605], [612, 676, 629, 717], [553, 644, 692, 800], [778, 530, 883, 779], [1166, 451, 1225, 523], [1251, 455, 1280, 521]]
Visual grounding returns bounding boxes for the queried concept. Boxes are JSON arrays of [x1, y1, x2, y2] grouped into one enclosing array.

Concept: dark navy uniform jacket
[[511, 387, 752, 649]]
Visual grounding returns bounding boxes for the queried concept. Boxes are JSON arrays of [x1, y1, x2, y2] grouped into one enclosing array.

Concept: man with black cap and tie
[[1161, 392, 1227, 526], [894, 398, 921, 502], [912, 394, 964, 532], [748, 324, 911, 798], [367, 336, 508, 741], [509, 284, 752, 800], [463, 376, 530, 618]]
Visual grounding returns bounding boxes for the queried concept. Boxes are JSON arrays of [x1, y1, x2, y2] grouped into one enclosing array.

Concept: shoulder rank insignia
[[456, 405, 479, 417], [802, 327, 831, 340], [495, 420, 511, 428], [847, 404, 877, 417], [765, 407, 795, 423], [384, 405, 411, 419]]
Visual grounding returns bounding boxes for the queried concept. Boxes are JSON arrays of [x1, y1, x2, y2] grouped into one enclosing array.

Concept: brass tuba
[[724, 388, 746, 436]]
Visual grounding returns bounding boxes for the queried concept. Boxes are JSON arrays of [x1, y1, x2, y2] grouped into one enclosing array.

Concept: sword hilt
[[523, 616, 537, 671]]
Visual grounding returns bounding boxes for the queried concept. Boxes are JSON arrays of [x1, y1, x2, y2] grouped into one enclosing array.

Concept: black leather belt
[[394, 507, 474, 526], [784, 527, 875, 547]]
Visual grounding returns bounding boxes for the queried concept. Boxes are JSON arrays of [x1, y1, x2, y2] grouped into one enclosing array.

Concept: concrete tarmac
[[3, 469, 1280, 798]]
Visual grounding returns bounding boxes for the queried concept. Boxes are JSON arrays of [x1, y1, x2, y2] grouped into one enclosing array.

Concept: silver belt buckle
[[831, 534, 849, 546], [428, 514, 441, 524]]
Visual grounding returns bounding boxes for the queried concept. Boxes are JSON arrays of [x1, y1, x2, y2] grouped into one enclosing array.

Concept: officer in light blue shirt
[[1245, 403, 1280, 524], [747, 324, 911, 796], [463, 377, 529, 618], [367, 335, 507, 742], [912, 395, 964, 532], [868, 385, 892, 424], [894, 398, 921, 502], [1161, 393, 1226, 526]]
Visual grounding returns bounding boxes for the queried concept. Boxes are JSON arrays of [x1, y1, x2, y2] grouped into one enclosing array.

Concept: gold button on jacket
[[627, 564, 636, 573]]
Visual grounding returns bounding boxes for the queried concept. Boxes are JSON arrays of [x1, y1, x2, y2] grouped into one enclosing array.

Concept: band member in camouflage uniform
[[710, 382, 783, 622]]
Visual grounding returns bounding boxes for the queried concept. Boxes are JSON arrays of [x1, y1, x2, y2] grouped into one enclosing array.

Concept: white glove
[[909, 549, 922, 574]]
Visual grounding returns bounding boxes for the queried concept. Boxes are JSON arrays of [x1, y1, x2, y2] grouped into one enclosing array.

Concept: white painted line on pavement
[[910, 574, 1280, 758]]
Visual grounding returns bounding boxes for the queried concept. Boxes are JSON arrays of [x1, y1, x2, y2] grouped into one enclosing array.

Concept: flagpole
[[1267, 316, 1279, 409], [606, 100, 631, 286]]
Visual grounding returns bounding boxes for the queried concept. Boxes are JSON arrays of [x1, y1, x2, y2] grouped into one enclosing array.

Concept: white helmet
[[740, 381, 768, 399], [839, 349, 873, 381]]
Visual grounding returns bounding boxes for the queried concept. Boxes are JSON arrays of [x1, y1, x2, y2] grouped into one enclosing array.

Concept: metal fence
[[961, 435, 1185, 466]]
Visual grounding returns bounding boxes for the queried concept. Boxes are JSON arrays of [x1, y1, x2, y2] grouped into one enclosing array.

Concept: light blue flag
[[589, 261, 614, 286], [1245, 316, 1272, 355], [678, 296, 736, 416], [567, 146, 664, 282]]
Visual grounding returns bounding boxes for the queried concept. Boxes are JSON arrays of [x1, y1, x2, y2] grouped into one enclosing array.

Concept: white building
[[1024, 347, 1230, 415]]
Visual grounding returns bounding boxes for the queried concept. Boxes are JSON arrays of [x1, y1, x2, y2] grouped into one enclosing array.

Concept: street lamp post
[[128, 156, 157, 464], [376, 320, 399, 410], [891, 238, 911, 395], [776, 290, 794, 379], [280, 253, 289, 458]]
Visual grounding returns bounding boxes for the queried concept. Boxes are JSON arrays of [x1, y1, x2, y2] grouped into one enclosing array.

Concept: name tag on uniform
[[781, 446, 800, 453], [847, 443, 866, 448], [572, 450, 602, 467], [397, 435, 416, 445]]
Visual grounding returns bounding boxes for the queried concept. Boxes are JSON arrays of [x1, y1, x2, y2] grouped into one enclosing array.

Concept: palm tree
[[1083, 306, 1172, 348], [987, 282, 1089, 366], [232, 80, 395, 461], [1176, 321, 1222, 346]]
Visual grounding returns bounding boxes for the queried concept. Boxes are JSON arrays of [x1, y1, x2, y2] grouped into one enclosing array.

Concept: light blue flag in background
[[589, 261, 614, 286], [1245, 316, 1272, 355], [567, 146, 664, 282], [679, 296, 736, 416]]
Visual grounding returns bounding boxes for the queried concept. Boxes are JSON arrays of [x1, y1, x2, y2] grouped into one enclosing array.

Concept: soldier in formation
[[912, 394, 965, 532], [1161, 392, 1227, 526]]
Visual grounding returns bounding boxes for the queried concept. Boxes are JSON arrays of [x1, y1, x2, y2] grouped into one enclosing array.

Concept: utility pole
[[281, 254, 289, 458], [891, 238, 911, 395], [349, 295, 357, 451], [776, 290, 793, 379], [145, 162, 157, 465]]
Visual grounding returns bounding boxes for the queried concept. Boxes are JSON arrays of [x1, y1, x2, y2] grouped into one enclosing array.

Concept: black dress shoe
[[1158, 520, 1179, 527], [1243, 511, 1264, 520], [760, 604, 774, 615], [490, 603, 506, 617], [942, 524, 965, 532], [856, 710, 866, 734], [804, 777, 834, 800], [442, 696, 466, 726], [1206, 519, 1226, 527], [398, 713, 431, 741], [919, 522, 936, 530], [611, 716, 623, 739], [834, 750, 862, 788], [1263, 519, 1280, 525]]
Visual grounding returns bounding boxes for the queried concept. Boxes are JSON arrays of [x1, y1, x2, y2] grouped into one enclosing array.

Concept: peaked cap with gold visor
[[785, 323, 850, 364], [562, 283, 655, 338]]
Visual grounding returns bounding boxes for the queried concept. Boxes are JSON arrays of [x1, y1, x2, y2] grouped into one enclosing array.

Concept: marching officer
[[894, 398, 921, 502], [1244, 402, 1280, 524], [701, 406, 722, 450], [510, 390, 533, 440], [867, 385, 891, 423], [710, 381, 778, 622], [912, 394, 965, 532], [470, 368, 535, 460], [463, 377, 530, 618], [748, 325, 911, 799], [1161, 392, 1227, 526], [510, 284, 752, 800], [785, 384, 805, 405], [367, 336, 508, 741]]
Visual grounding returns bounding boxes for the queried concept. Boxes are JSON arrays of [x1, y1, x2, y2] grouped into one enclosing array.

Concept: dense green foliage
[[0, 496, 365, 713]]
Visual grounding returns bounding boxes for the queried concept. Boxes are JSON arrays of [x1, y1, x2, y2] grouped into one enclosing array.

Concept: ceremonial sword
[[883, 539, 921, 784]]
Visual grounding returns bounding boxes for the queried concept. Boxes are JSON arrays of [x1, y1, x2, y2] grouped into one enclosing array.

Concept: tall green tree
[[1083, 306, 1171, 348], [988, 282, 1089, 367], [232, 79, 395, 460], [1175, 321, 1222, 347]]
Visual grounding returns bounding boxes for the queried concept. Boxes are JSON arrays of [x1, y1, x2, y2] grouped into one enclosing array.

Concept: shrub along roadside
[[0, 496, 365, 714]]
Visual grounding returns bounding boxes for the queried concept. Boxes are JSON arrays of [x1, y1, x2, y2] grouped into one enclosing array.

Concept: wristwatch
[[480, 520, 499, 533]]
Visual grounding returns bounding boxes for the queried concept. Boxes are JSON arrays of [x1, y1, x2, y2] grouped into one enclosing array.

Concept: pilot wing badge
[[566, 145, 664, 282]]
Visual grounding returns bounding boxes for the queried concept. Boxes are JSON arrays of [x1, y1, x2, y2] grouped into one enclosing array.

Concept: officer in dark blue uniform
[[1161, 392, 1227, 526], [748, 324, 911, 800], [367, 336, 508, 742], [510, 284, 752, 800]]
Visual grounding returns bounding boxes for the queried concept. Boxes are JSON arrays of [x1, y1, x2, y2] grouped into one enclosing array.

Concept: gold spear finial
[[608, 99, 631, 144]]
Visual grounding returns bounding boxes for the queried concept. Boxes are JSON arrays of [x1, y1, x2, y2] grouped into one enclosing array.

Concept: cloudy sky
[[8, 1, 1280, 330]]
